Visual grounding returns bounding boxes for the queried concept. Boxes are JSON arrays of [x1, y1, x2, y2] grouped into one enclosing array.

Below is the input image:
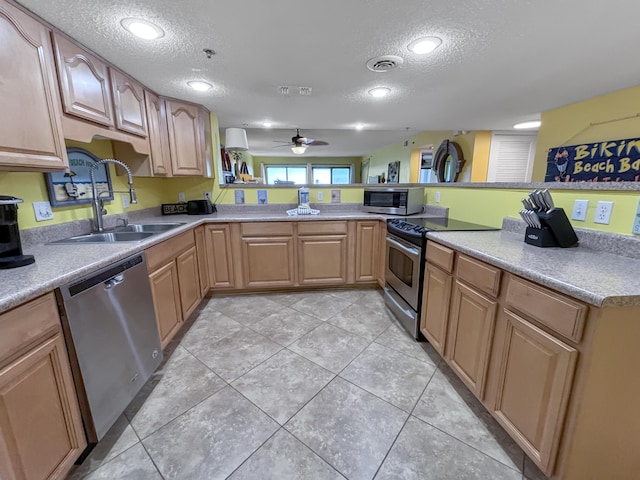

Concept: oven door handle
[[386, 235, 420, 258]]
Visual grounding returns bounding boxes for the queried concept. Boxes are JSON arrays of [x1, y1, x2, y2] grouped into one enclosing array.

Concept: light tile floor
[[68, 289, 548, 480]]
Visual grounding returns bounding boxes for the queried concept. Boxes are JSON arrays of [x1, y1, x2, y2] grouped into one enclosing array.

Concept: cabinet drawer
[[456, 254, 501, 298], [0, 293, 60, 364], [426, 241, 455, 273], [241, 222, 293, 237], [505, 276, 587, 342], [146, 230, 195, 271], [297, 221, 347, 236]]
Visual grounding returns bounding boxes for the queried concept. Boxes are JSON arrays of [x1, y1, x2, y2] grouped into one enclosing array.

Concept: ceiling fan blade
[[272, 140, 292, 143], [272, 144, 292, 148], [306, 140, 329, 146]]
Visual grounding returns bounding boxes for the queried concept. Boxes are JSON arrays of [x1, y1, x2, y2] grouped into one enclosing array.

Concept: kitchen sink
[[50, 231, 156, 244], [114, 223, 186, 233]]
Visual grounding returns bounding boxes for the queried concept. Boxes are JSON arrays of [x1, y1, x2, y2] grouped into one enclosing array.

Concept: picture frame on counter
[[45, 147, 114, 207]]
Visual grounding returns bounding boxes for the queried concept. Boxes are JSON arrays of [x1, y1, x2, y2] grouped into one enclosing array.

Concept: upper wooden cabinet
[[109, 68, 147, 137], [165, 99, 204, 176], [0, 1, 68, 171], [51, 32, 114, 127], [144, 90, 171, 175]]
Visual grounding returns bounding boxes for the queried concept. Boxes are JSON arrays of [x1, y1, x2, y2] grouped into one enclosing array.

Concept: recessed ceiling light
[[513, 120, 541, 129], [263, 121, 273, 128], [368, 87, 391, 98], [408, 36, 442, 54], [355, 124, 365, 130], [121, 18, 164, 40], [187, 81, 213, 92]]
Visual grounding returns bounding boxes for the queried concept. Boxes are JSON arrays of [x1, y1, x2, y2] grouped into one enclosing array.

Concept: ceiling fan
[[273, 129, 329, 154]]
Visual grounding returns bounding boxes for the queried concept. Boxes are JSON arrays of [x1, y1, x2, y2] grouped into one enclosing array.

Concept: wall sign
[[546, 137, 640, 182], [45, 147, 114, 206]]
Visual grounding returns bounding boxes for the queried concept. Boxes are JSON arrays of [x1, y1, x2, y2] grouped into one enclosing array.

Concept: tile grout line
[[222, 426, 285, 479]]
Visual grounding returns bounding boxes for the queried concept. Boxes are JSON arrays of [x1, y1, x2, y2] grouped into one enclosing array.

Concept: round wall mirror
[[433, 140, 465, 182]]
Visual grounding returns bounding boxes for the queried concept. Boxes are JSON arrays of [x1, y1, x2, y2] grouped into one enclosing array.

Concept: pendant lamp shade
[[225, 128, 249, 151]]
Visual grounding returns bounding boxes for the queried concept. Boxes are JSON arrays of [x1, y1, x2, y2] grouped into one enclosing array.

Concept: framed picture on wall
[[387, 161, 400, 183], [45, 147, 114, 207]]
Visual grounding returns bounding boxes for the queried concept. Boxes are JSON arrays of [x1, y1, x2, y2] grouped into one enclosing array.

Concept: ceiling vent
[[366, 55, 404, 72]]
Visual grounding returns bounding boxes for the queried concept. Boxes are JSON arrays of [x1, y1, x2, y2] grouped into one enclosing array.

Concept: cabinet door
[[200, 106, 214, 178], [194, 225, 210, 297], [109, 68, 147, 137], [52, 33, 114, 127], [176, 246, 201, 320], [298, 235, 347, 285], [149, 261, 183, 348], [241, 237, 295, 288], [420, 263, 453, 354], [492, 308, 578, 474], [144, 90, 171, 175], [355, 221, 379, 283], [0, 2, 68, 171], [165, 100, 204, 176], [205, 224, 235, 289], [446, 280, 497, 398], [0, 334, 86, 480]]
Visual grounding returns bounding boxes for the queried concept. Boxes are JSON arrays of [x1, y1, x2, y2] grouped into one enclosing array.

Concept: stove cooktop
[[387, 217, 499, 245]]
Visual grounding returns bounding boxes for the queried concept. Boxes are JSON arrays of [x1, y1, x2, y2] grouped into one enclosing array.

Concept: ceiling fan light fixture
[[121, 18, 164, 40], [368, 87, 391, 98], [408, 36, 442, 54], [263, 121, 273, 128], [355, 123, 365, 130], [513, 120, 541, 129], [291, 146, 307, 154], [187, 80, 213, 92]]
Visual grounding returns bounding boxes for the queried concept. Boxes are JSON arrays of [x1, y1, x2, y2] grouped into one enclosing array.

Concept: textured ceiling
[[16, 0, 640, 156]]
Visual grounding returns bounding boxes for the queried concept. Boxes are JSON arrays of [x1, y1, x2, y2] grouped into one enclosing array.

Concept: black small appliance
[[0, 196, 35, 269]]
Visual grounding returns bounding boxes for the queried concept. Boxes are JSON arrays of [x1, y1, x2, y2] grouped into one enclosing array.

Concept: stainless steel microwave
[[363, 187, 423, 215]]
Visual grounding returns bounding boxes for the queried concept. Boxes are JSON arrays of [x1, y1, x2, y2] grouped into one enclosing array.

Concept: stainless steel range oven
[[384, 217, 499, 339]]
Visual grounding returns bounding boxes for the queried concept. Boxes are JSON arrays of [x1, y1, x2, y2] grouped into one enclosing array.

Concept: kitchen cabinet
[[165, 99, 204, 176], [144, 90, 171, 175], [205, 223, 236, 289], [51, 32, 114, 127], [109, 68, 147, 137], [0, 1, 68, 171], [194, 225, 211, 298], [0, 293, 85, 480], [297, 222, 348, 285], [354, 221, 379, 283], [420, 263, 452, 354], [241, 223, 295, 288], [146, 230, 198, 348], [491, 307, 577, 474]]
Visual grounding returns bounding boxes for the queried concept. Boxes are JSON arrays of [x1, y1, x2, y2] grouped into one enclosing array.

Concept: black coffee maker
[[0, 196, 35, 269]]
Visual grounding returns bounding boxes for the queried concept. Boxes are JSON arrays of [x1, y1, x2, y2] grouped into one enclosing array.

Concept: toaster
[[186, 200, 215, 215]]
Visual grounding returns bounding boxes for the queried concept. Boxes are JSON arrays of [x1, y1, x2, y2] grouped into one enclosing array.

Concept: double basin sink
[[51, 223, 186, 244]]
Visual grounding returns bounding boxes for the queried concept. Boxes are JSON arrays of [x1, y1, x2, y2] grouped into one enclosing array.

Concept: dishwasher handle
[[104, 274, 125, 289], [66, 254, 145, 297]]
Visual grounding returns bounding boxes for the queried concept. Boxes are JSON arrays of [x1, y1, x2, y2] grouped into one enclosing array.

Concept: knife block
[[524, 208, 579, 248]]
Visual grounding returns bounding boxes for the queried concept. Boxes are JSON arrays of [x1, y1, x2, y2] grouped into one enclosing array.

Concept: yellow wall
[[424, 186, 640, 234], [534, 83, 640, 181], [470, 131, 492, 182], [215, 186, 365, 205]]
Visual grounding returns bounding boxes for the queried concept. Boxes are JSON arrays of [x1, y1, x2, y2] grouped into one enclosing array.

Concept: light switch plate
[[435, 191, 441, 203], [33, 201, 53, 221], [317, 191, 324, 201], [632, 198, 640, 235], [571, 199, 588, 221], [178, 192, 186, 203], [331, 190, 341, 203], [122, 195, 129, 209], [594, 201, 613, 224]]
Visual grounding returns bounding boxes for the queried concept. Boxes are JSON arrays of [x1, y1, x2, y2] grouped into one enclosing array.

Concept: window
[[312, 166, 352, 184], [265, 166, 307, 185]]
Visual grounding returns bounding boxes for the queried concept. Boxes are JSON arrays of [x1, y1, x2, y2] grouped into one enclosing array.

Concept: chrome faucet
[[90, 159, 138, 232]]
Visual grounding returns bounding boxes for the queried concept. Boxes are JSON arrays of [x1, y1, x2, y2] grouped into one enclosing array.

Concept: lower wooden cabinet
[[354, 221, 379, 283], [148, 261, 182, 348], [491, 308, 578, 474], [0, 294, 85, 480], [420, 263, 452, 354], [194, 225, 210, 297], [205, 224, 236, 289], [241, 237, 295, 287], [298, 235, 347, 285], [176, 246, 201, 320]]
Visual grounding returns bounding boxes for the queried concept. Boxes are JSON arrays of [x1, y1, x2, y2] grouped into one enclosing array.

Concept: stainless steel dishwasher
[[58, 253, 162, 442]]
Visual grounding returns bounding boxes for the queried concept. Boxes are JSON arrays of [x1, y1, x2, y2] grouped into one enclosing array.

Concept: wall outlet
[[571, 199, 588, 221], [178, 192, 186, 203], [632, 198, 640, 235], [594, 201, 613, 224], [435, 191, 441, 203], [122, 195, 129, 209], [33, 201, 53, 221], [317, 191, 324, 201], [204, 192, 211, 202]]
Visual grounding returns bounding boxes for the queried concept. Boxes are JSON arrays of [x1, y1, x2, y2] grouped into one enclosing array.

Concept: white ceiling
[[17, 0, 640, 157]]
